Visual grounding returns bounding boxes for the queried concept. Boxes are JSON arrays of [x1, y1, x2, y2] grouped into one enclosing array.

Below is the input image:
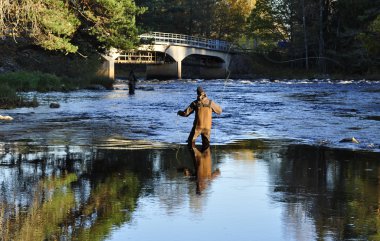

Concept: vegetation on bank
[[0, 71, 114, 109], [0, 83, 38, 109], [245, 52, 380, 81]]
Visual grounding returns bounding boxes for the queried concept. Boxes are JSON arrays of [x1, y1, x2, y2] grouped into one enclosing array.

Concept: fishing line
[[175, 111, 181, 162], [237, 45, 344, 68], [213, 41, 234, 155], [262, 55, 344, 68]]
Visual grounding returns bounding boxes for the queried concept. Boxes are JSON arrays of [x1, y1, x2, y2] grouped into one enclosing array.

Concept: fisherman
[[128, 70, 137, 94], [177, 86, 222, 150]]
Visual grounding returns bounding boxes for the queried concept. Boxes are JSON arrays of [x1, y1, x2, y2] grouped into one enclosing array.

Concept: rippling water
[[1, 79, 380, 151], [1, 79, 380, 241]]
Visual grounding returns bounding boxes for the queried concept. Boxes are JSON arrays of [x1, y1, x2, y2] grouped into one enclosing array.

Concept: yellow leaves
[[225, 0, 253, 18]]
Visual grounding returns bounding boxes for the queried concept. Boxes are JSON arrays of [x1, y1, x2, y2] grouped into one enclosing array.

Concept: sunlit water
[[0, 79, 380, 240], [1, 79, 379, 150]]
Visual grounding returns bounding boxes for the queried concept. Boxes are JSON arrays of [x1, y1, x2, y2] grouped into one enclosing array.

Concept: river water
[[0, 79, 380, 240]]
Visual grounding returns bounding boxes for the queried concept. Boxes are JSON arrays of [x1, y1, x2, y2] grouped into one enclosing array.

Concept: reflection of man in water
[[128, 70, 137, 95], [177, 86, 222, 150], [191, 147, 220, 195]]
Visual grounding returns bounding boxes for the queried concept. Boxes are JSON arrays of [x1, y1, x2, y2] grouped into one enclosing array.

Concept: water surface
[[1, 79, 380, 240], [1, 79, 379, 150]]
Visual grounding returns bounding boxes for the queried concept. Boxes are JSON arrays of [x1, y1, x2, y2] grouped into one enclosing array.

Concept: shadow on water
[[1, 139, 380, 240]]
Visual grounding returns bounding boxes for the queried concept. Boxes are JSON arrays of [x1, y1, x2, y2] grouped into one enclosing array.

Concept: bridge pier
[[97, 59, 115, 80], [177, 60, 182, 79], [98, 49, 120, 80]]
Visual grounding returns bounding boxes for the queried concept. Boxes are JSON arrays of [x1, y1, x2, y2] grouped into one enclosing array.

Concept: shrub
[[0, 71, 62, 91], [0, 83, 39, 108]]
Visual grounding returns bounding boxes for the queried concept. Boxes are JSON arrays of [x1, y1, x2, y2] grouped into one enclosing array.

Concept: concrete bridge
[[100, 32, 234, 80]]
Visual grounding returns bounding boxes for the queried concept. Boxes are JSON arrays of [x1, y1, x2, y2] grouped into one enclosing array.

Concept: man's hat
[[197, 86, 204, 95]]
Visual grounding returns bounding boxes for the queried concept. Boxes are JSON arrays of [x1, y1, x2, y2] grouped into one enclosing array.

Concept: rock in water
[[49, 102, 60, 108], [0, 115, 13, 121], [339, 137, 360, 144]]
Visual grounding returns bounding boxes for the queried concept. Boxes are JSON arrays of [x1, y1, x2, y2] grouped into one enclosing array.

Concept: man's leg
[[200, 129, 211, 151], [187, 128, 201, 149]]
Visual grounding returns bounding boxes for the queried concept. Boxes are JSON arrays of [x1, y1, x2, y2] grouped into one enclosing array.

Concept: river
[[0, 79, 380, 240]]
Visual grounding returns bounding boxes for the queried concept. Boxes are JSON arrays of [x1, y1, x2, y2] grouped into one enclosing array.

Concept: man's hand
[[177, 110, 182, 116]]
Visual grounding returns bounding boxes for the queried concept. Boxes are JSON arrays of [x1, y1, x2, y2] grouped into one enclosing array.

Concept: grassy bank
[[0, 83, 38, 109], [0, 71, 114, 109]]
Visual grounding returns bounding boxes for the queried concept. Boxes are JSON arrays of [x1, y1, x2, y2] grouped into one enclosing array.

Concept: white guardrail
[[139, 32, 232, 52]]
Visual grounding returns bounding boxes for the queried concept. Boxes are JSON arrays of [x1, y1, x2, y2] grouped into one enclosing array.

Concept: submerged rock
[[339, 137, 360, 144], [49, 102, 60, 108], [0, 115, 13, 121]]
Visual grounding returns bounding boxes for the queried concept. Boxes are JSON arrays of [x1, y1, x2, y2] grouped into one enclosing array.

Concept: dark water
[[1, 79, 380, 240]]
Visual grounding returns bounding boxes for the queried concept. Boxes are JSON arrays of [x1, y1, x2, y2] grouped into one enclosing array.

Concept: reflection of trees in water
[[0, 144, 204, 240], [0, 145, 145, 240], [4, 140, 380, 240], [271, 144, 380, 240]]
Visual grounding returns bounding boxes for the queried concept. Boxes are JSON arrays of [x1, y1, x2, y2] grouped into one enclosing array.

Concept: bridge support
[[177, 60, 182, 79], [97, 59, 115, 80], [98, 49, 120, 80]]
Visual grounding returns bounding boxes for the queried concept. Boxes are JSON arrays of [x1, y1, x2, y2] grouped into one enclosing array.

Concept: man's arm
[[177, 102, 195, 117], [211, 101, 222, 115]]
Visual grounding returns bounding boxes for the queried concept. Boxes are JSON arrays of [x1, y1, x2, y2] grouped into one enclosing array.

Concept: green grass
[[0, 71, 114, 109], [0, 83, 38, 109]]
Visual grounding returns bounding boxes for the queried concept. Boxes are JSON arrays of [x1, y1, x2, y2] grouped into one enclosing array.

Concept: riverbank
[[0, 40, 115, 108], [0, 71, 114, 109]]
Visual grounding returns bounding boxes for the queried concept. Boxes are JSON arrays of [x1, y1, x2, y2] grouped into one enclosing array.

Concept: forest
[[0, 0, 379, 77]]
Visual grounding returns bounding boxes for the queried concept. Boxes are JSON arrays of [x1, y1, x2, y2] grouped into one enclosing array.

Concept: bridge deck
[[139, 32, 231, 52], [115, 32, 232, 65]]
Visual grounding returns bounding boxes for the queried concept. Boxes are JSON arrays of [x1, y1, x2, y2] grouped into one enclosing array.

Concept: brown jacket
[[178, 93, 222, 129]]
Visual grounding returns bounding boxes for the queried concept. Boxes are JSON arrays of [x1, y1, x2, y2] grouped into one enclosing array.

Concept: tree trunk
[[188, 0, 194, 35], [302, 0, 309, 70], [318, 0, 326, 73]]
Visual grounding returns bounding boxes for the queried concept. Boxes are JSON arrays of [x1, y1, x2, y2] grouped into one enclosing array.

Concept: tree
[[327, 0, 380, 73], [0, 0, 80, 53], [213, 0, 251, 41], [0, 0, 144, 54], [359, 15, 380, 71], [70, 0, 146, 51], [136, 0, 252, 42], [35, 0, 81, 53], [246, 0, 284, 51]]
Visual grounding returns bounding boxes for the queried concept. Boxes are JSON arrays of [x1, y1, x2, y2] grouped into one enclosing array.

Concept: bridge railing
[[139, 32, 232, 52]]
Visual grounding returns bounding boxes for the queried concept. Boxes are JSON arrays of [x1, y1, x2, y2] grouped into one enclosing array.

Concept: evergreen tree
[[246, 0, 285, 51], [0, 0, 144, 53]]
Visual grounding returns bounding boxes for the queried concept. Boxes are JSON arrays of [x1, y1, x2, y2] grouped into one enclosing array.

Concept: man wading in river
[[177, 86, 222, 150]]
